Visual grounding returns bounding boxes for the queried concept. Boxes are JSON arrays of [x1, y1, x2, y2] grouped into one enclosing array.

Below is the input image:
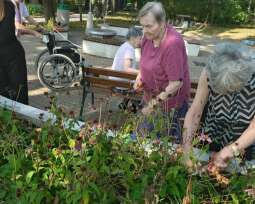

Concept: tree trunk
[[42, 0, 56, 23], [112, 0, 116, 13], [210, 0, 215, 24]]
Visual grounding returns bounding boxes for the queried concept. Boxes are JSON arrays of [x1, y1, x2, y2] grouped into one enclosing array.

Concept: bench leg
[[91, 92, 95, 105], [79, 85, 88, 121]]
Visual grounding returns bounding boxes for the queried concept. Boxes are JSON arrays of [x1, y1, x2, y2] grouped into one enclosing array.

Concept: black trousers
[[0, 41, 28, 104]]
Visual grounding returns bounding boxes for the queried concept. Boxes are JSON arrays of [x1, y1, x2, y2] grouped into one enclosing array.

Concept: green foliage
[[27, 4, 43, 16], [43, 18, 55, 32], [0, 107, 255, 203], [140, 0, 255, 25]]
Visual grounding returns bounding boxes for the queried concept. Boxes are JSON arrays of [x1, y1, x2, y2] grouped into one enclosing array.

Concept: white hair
[[206, 42, 255, 94], [138, 1, 166, 23]]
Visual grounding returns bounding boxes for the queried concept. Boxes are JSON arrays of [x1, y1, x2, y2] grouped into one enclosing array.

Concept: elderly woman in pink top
[[134, 2, 190, 141]]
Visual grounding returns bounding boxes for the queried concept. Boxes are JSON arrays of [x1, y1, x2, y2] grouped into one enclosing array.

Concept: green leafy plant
[[0, 106, 255, 203], [27, 4, 43, 16], [43, 18, 55, 32]]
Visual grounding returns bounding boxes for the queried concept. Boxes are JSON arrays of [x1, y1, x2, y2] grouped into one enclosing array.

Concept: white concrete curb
[[0, 95, 84, 131]]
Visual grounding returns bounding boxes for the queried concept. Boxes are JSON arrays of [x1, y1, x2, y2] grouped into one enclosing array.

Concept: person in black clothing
[[0, 0, 28, 104]]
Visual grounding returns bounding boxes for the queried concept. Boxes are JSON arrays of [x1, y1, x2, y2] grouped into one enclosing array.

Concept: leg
[[91, 92, 95, 105], [5, 49, 28, 105], [0, 65, 10, 98]]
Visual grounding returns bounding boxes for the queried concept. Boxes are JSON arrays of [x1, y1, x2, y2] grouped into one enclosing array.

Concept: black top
[[0, 0, 17, 46], [202, 74, 255, 160]]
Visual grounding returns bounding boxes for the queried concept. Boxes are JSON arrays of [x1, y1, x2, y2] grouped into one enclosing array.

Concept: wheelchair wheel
[[38, 54, 77, 91], [34, 48, 50, 71]]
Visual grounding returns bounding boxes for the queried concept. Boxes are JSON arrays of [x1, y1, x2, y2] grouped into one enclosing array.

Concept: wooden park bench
[[79, 66, 198, 120], [79, 66, 140, 119]]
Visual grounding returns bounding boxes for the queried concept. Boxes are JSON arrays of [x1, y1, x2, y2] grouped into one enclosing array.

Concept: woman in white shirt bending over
[[111, 26, 143, 111], [112, 26, 142, 74]]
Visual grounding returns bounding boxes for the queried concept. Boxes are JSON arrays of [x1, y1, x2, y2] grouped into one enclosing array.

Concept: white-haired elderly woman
[[134, 2, 190, 141], [183, 42, 255, 170]]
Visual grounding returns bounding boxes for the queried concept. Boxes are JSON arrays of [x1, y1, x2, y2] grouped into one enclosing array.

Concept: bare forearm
[[165, 80, 183, 95], [124, 67, 139, 74], [145, 81, 182, 109], [233, 121, 255, 151], [182, 70, 209, 155], [183, 109, 203, 148], [16, 21, 41, 37], [155, 81, 182, 102]]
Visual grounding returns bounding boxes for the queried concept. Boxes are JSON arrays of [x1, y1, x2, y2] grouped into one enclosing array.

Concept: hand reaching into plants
[[141, 104, 154, 116], [207, 156, 229, 186], [182, 145, 194, 170], [141, 98, 157, 115], [211, 146, 234, 170], [244, 188, 255, 198], [133, 72, 143, 92]]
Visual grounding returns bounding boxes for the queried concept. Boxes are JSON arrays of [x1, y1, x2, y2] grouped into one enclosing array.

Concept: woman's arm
[[183, 70, 209, 152], [213, 116, 255, 169], [156, 80, 183, 101], [234, 117, 255, 150], [133, 71, 143, 92], [141, 80, 183, 115], [123, 58, 139, 74], [15, 21, 41, 37]]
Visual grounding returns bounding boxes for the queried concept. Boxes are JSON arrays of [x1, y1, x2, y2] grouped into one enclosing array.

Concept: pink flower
[[199, 131, 212, 143]]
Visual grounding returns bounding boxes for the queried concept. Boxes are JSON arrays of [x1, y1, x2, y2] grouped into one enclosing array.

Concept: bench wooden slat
[[84, 76, 134, 89], [83, 67, 137, 80]]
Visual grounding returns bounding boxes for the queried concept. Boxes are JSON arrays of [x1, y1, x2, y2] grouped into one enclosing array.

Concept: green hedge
[[27, 4, 43, 16], [139, 0, 253, 25]]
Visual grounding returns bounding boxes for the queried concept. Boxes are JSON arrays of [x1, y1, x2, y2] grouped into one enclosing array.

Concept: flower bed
[[0, 107, 255, 203]]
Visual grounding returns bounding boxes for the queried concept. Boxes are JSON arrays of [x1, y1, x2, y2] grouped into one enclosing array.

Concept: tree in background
[[42, 0, 57, 22], [25, 0, 255, 25], [159, 0, 254, 25]]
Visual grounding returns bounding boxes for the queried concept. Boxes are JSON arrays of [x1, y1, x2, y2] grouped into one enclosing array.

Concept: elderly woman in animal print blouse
[[182, 42, 255, 170]]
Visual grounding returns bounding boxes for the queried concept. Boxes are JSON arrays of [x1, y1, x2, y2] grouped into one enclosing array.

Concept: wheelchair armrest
[[55, 41, 78, 49]]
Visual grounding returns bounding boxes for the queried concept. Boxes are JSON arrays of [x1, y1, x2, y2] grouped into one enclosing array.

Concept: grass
[[185, 25, 255, 40]]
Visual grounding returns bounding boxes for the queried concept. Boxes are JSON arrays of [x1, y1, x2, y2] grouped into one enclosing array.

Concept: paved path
[[20, 29, 218, 120]]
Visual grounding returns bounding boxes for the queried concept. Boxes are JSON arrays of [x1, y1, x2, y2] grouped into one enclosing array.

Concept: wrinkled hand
[[211, 146, 234, 170], [157, 91, 168, 101], [141, 99, 158, 115], [182, 143, 194, 169], [133, 75, 143, 92], [33, 31, 42, 38], [141, 105, 154, 116], [244, 188, 255, 198]]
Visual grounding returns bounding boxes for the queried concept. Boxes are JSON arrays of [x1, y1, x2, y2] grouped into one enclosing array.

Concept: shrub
[[27, 4, 43, 16], [0, 107, 254, 203]]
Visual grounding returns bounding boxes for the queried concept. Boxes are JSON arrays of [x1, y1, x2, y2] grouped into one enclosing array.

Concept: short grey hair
[[126, 26, 143, 40], [206, 42, 255, 94], [138, 2, 166, 23]]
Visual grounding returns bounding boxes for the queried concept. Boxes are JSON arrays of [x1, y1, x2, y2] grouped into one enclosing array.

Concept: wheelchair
[[36, 32, 85, 91]]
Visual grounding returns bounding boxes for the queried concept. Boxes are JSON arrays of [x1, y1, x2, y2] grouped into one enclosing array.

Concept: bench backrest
[[82, 66, 198, 100], [82, 67, 136, 89]]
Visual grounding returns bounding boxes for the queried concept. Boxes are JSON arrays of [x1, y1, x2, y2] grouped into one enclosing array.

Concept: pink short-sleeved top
[[140, 25, 190, 110]]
